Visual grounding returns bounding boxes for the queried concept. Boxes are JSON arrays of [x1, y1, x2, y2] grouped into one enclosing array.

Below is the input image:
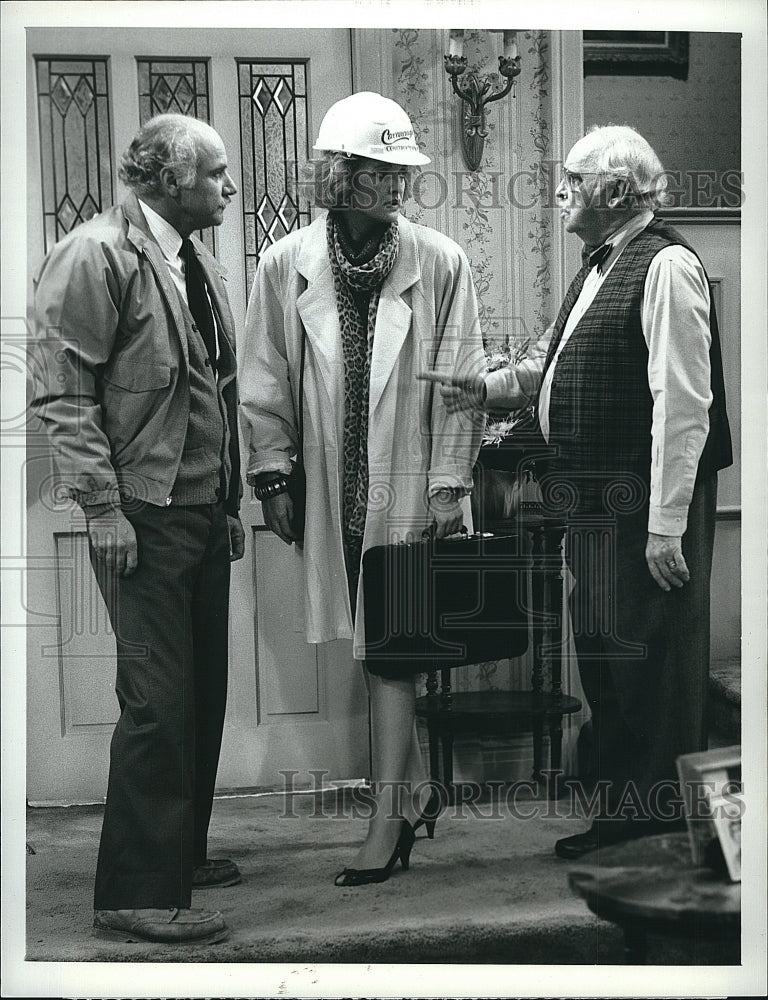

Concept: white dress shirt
[[138, 199, 187, 302], [485, 211, 713, 536]]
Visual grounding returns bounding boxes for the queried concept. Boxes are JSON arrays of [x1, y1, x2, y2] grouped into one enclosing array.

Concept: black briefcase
[[363, 532, 530, 678]]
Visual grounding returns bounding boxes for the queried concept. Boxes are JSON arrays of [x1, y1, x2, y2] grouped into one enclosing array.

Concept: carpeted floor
[[24, 786, 737, 966]]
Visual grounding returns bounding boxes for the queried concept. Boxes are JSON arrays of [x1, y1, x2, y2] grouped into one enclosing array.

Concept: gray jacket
[[32, 192, 241, 514]]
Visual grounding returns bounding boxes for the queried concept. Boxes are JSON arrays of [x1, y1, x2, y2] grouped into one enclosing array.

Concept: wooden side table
[[568, 833, 740, 963], [415, 514, 581, 801]]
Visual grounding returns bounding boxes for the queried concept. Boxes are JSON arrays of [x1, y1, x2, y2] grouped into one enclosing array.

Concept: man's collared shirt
[[138, 199, 187, 301], [138, 200, 219, 363], [484, 210, 713, 536]]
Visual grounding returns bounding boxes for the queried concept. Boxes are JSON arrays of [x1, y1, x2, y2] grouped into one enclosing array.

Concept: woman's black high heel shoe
[[413, 786, 446, 840], [334, 820, 416, 887]]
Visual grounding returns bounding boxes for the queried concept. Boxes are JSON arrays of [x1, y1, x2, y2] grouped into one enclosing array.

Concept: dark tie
[[182, 239, 217, 368], [583, 242, 612, 274]]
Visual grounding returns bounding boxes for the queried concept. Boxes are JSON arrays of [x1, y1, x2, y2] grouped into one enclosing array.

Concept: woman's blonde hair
[[302, 151, 416, 210]]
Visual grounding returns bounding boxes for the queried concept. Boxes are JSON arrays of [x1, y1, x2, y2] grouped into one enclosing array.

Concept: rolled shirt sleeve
[[642, 245, 712, 536], [484, 338, 547, 412], [426, 246, 486, 495]]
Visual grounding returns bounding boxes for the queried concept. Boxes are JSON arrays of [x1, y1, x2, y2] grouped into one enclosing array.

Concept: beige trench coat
[[239, 213, 484, 654]]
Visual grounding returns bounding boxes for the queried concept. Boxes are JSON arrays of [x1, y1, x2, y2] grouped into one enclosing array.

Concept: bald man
[[32, 115, 244, 943]]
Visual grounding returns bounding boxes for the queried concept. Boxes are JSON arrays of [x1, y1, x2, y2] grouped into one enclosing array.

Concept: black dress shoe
[[192, 858, 241, 889], [334, 820, 416, 887], [555, 822, 634, 860], [413, 786, 447, 840], [555, 828, 601, 859]]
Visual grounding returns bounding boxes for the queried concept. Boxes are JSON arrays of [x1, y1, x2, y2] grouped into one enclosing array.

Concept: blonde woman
[[239, 93, 484, 885]]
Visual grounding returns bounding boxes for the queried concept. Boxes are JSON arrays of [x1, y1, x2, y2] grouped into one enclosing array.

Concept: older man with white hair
[[32, 114, 243, 942], [424, 125, 732, 859]]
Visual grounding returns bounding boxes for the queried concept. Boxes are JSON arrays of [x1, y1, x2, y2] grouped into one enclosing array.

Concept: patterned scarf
[[326, 212, 400, 605]]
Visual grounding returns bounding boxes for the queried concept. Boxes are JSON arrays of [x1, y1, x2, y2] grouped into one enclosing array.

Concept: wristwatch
[[430, 486, 464, 503]]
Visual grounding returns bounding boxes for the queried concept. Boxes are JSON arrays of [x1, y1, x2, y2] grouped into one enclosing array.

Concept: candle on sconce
[[448, 29, 465, 58], [502, 30, 518, 60]]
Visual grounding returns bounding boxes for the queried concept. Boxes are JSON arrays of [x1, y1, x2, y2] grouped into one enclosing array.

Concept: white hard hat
[[313, 92, 430, 166]]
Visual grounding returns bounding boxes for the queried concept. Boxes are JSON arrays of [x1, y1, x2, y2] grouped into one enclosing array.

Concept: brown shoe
[[192, 858, 242, 889], [93, 907, 228, 944]]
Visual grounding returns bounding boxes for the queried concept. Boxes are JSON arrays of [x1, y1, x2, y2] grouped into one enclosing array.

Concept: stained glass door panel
[[238, 61, 311, 295], [137, 58, 215, 253], [35, 58, 113, 253]]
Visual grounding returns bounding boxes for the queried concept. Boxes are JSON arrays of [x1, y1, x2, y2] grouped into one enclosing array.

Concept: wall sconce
[[444, 29, 522, 171]]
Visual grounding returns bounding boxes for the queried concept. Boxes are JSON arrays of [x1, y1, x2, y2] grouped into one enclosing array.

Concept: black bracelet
[[252, 477, 290, 501]]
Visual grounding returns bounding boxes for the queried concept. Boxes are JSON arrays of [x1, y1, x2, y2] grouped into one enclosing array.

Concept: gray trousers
[[91, 501, 230, 909], [566, 474, 718, 822]]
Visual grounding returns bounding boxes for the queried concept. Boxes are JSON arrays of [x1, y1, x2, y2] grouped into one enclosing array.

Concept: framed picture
[[583, 31, 690, 80], [710, 791, 743, 881], [676, 745, 742, 879]]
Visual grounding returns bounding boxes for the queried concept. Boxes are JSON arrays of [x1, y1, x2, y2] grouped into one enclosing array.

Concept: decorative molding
[[716, 506, 742, 521], [658, 207, 741, 225], [391, 28, 432, 229], [51, 531, 118, 735], [549, 31, 584, 302], [525, 29, 553, 336], [351, 28, 395, 96]]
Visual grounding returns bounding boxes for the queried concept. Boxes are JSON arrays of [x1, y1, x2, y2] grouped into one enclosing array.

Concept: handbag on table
[[362, 530, 529, 678]]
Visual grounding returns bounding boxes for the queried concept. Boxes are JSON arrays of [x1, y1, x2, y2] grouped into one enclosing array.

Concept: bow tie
[[583, 243, 612, 273]]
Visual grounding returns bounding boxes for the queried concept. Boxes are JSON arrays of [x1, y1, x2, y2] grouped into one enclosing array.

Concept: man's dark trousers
[[566, 473, 718, 825], [91, 500, 231, 909]]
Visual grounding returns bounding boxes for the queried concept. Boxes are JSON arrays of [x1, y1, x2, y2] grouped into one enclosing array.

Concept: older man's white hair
[[574, 125, 670, 211]]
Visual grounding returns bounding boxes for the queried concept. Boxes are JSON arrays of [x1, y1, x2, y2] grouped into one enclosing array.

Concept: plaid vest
[[539, 218, 732, 515]]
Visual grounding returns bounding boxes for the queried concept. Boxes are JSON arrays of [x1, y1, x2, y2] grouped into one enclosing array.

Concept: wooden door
[[25, 25, 368, 804]]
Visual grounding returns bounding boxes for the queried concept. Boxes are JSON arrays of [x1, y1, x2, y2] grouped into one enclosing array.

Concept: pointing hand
[[417, 370, 488, 414]]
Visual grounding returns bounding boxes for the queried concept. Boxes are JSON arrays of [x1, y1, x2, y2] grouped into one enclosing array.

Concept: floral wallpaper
[[393, 28, 556, 353]]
